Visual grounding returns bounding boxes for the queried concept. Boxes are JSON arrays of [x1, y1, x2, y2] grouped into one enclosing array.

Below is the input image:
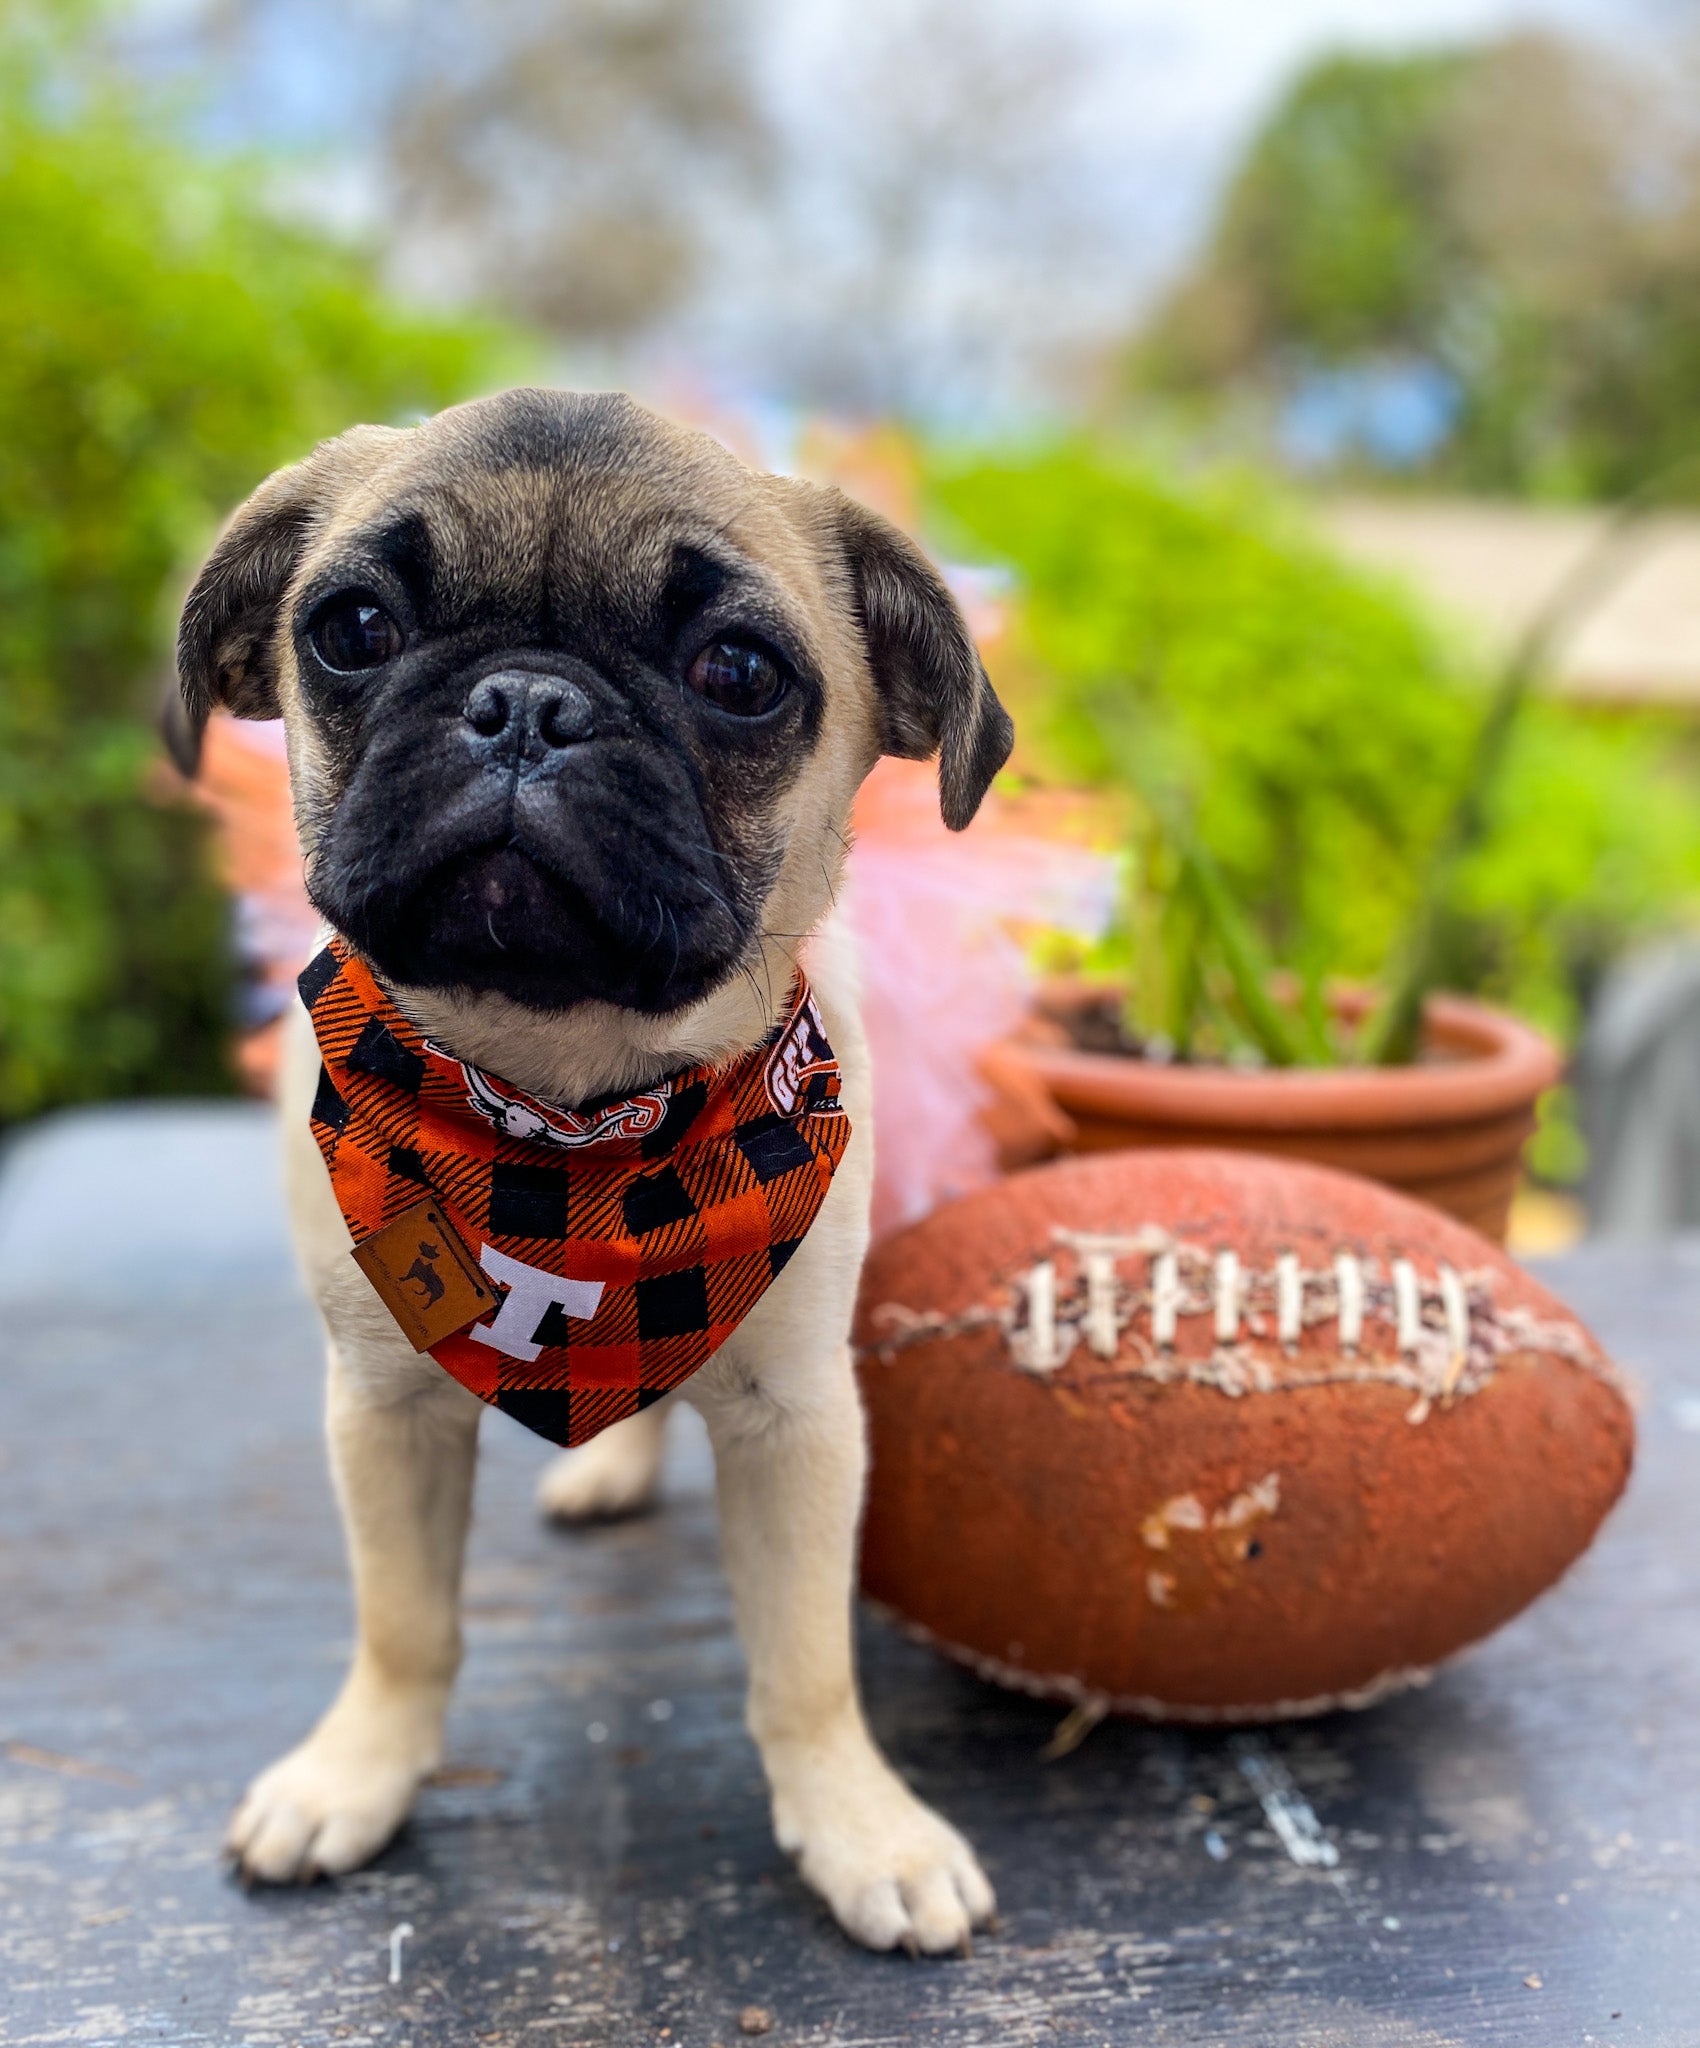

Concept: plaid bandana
[[300, 937, 851, 1447]]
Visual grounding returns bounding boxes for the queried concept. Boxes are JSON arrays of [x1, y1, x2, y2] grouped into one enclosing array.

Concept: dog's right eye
[[684, 638, 787, 717], [308, 594, 404, 673]]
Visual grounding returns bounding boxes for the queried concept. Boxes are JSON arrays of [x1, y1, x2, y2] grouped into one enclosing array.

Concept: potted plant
[[932, 448, 1700, 1243]]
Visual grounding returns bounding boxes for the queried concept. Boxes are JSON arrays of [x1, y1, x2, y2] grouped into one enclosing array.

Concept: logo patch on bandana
[[468, 1246, 606, 1362], [350, 1197, 501, 1351], [765, 990, 838, 1114], [446, 1057, 674, 1149]]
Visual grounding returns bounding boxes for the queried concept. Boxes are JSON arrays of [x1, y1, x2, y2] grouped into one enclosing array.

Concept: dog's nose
[[462, 671, 595, 754]]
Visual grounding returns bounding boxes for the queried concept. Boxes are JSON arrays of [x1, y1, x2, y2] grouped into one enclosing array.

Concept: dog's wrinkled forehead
[[174, 386, 1013, 839], [301, 393, 813, 649]]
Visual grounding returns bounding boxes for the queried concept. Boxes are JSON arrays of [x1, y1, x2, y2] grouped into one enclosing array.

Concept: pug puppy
[[170, 388, 1012, 1955]]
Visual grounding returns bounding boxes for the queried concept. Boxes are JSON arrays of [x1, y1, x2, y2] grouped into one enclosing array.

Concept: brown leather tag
[[350, 1197, 500, 1352]]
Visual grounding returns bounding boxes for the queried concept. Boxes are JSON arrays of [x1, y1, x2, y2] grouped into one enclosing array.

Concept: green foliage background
[[0, 12, 508, 1123], [928, 445, 1700, 1053]]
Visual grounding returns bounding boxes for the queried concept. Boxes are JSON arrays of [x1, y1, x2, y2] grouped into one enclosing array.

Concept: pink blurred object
[[180, 716, 317, 1095], [848, 759, 1116, 1240]]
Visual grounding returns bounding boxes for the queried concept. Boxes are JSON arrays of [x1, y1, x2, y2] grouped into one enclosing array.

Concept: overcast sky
[[130, 0, 1658, 414], [984, 0, 1642, 269], [144, 0, 1646, 243]]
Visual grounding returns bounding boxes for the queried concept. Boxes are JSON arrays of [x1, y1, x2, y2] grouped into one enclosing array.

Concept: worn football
[[854, 1148, 1633, 1720]]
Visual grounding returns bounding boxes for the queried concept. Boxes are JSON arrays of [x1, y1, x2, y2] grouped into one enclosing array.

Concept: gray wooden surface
[[2, 1104, 1697, 2046]]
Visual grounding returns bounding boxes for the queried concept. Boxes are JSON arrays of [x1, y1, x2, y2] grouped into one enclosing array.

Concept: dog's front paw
[[769, 1745, 995, 1954], [226, 1726, 430, 1884]]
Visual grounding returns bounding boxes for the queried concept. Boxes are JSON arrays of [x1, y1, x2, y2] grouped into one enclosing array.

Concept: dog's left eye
[[684, 640, 786, 717], [309, 594, 404, 673]]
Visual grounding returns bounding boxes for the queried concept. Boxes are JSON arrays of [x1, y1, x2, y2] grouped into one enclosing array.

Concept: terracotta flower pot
[[985, 983, 1563, 1244]]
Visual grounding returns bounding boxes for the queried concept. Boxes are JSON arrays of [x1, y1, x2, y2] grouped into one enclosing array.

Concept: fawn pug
[[169, 388, 1012, 1953]]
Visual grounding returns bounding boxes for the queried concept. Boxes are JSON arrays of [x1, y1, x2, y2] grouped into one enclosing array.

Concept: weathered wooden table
[[2, 1106, 1696, 2046]]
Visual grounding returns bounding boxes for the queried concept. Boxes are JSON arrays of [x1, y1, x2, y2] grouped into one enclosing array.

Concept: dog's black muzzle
[[306, 652, 749, 1014]]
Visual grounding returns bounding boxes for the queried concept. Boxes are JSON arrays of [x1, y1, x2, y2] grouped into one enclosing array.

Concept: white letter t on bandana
[[469, 1245, 606, 1363]]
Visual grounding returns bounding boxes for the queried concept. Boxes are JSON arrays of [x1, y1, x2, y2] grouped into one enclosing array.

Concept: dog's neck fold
[[380, 929, 806, 1108]]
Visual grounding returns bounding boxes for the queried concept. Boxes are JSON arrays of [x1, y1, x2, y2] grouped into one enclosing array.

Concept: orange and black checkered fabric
[[301, 938, 852, 1447]]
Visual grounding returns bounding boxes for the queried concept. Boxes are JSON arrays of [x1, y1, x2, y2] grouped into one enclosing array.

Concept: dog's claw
[[224, 1730, 428, 1887]]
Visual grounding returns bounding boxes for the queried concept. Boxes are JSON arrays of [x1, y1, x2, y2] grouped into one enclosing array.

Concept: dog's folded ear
[[833, 494, 1015, 830], [167, 461, 322, 777]]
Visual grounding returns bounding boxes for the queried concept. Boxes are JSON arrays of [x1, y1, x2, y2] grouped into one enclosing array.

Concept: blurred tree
[[0, 0, 504, 1122], [1134, 31, 1700, 500], [379, 0, 772, 345], [376, 0, 1109, 412], [1137, 49, 1472, 388], [167, 0, 1122, 418], [748, 0, 1108, 417]]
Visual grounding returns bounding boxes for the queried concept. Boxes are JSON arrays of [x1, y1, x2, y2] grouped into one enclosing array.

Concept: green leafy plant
[[926, 442, 1700, 1068], [0, 9, 514, 1123]]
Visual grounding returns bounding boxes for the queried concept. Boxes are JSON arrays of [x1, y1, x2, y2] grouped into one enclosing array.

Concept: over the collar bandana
[[300, 937, 850, 1447]]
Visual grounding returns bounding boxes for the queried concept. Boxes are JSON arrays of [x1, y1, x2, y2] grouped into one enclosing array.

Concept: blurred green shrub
[[0, 12, 506, 1122], [928, 443, 1700, 1053]]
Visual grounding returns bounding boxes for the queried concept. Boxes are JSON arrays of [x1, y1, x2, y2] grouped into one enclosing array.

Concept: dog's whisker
[[733, 957, 769, 1023], [696, 873, 739, 917]]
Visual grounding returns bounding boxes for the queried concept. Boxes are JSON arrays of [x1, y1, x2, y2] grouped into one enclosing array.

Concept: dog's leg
[[698, 1352, 995, 1954], [227, 1356, 480, 1882], [536, 1395, 673, 1524]]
